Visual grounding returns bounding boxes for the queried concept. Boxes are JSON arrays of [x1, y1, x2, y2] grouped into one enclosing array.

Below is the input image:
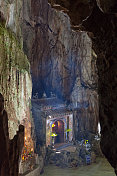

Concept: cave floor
[[42, 158, 115, 176]]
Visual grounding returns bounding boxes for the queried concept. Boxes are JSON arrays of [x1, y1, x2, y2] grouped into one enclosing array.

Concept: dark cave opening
[[52, 120, 64, 144]]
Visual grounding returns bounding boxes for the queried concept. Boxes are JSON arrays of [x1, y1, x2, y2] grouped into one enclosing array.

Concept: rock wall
[[0, 1, 34, 174], [48, 0, 117, 173], [82, 5, 117, 173], [9, 125, 24, 176], [0, 0, 117, 174], [31, 100, 46, 151], [22, 0, 98, 138], [96, 0, 117, 13], [31, 100, 46, 174], [0, 0, 99, 173], [0, 0, 23, 41], [48, 0, 93, 25], [47, 8, 98, 102], [48, 8, 98, 139], [0, 93, 24, 176], [0, 22, 32, 139], [72, 77, 98, 140]]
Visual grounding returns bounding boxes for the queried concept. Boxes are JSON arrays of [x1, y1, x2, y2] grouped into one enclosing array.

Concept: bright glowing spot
[[65, 129, 72, 132], [85, 140, 88, 144], [56, 151, 61, 154], [25, 137, 27, 140], [98, 122, 101, 134], [49, 115, 52, 118], [22, 155, 25, 160], [51, 133, 58, 136], [52, 124, 55, 127]]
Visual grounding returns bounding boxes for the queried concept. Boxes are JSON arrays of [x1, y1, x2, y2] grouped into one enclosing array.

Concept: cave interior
[[0, 0, 117, 175]]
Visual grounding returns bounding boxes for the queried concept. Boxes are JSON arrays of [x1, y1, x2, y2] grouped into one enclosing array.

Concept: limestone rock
[[48, 0, 94, 25], [0, 93, 24, 176], [48, 0, 117, 173], [9, 125, 24, 176], [22, 1, 98, 142], [0, 110, 10, 175], [0, 22, 32, 139], [1, 0, 117, 174], [0, 0, 23, 40]]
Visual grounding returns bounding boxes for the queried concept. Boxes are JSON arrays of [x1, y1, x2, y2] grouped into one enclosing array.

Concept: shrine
[[32, 93, 73, 147]]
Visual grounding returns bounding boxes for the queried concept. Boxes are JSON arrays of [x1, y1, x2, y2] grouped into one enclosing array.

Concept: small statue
[[50, 92, 56, 97], [43, 92, 47, 98], [33, 92, 38, 99]]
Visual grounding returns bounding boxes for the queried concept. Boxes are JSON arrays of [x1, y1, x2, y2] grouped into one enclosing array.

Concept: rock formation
[[48, 0, 117, 173], [0, 0, 98, 173], [0, 93, 10, 175], [82, 5, 117, 173], [22, 0, 99, 143], [0, 0, 32, 140], [0, 93, 24, 176], [0, 2, 34, 174], [9, 125, 24, 176], [0, 0, 117, 175]]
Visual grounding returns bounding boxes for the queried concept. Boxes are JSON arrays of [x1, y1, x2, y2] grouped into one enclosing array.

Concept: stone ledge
[[19, 165, 40, 176]]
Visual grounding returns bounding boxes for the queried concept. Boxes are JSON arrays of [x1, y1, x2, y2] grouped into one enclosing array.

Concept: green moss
[[0, 22, 30, 74]]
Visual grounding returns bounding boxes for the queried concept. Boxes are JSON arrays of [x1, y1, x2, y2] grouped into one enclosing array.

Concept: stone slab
[[23, 166, 40, 176]]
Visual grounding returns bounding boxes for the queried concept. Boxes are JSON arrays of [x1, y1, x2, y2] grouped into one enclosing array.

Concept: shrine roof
[[45, 108, 72, 116], [32, 97, 72, 116], [32, 97, 65, 107]]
